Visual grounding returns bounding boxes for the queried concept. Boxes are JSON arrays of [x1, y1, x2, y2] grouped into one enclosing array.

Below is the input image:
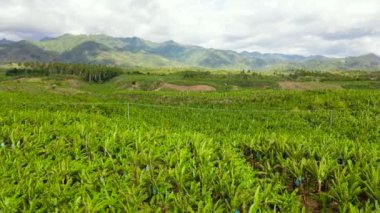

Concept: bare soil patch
[[64, 79, 81, 88], [156, 82, 216, 92], [15, 78, 43, 83], [279, 81, 342, 90], [51, 87, 85, 95], [52, 79, 84, 94]]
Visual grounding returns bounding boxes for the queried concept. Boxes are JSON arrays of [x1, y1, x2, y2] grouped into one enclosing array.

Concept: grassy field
[[0, 67, 380, 212]]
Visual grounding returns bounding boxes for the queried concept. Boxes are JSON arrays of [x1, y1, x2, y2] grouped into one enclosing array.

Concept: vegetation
[[0, 68, 379, 212], [287, 69, 380, 82], [6, 62, 122, 83], [2, 34, 380, 70]]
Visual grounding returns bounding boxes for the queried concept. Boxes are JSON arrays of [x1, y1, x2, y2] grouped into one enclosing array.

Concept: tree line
[[6, 62, 123, 83]]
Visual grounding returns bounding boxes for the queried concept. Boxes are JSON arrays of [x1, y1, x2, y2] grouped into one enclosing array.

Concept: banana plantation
[[0, 89, 379, 212]]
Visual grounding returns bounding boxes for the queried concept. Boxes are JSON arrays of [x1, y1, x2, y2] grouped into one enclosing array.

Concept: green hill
[[0, 34, 380, 70]]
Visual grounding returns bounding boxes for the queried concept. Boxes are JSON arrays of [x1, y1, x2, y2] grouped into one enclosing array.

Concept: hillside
[[1, 34, 380, 70]]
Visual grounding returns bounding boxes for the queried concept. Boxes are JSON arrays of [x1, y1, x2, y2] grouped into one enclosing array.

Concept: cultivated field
[[0, 64, 379, 212]]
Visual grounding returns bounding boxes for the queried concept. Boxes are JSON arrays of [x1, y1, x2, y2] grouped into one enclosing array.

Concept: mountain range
[[1, 34, 380, 71]]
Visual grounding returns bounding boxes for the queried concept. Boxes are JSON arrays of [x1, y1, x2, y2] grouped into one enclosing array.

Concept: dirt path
[[155, 82, 216, 92], [279, 81, 342, 90]]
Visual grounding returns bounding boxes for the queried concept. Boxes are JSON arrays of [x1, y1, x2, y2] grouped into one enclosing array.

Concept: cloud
[[1, 0, 380, 56]]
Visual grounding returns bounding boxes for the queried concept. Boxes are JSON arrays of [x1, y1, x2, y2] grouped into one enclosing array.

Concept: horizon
[[1, 33, 379, 59], [1, 0, 380, 57]]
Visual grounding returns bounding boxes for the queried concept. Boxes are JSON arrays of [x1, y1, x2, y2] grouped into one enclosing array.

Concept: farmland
[[0, 65, 380, 212]]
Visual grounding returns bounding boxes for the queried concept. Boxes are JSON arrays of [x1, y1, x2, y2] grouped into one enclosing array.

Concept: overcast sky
[[1, 0, 380, 56]]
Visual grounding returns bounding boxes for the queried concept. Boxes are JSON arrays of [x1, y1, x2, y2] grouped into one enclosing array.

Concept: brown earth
[[15, 77, 43, 83], [301, 195, 321, 213], [52, 79, 84, 94], [64, 79, 81, 88], [155, 82, 216, 92], [279, 81, 342, 90], [51, 87, 85, 94]]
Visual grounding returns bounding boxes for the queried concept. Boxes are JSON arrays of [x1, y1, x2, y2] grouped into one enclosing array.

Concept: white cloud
[[0, 0, 380, 56]]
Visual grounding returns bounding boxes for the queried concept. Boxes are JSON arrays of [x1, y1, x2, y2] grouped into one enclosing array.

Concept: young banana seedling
[[306, 156, 336, 194]]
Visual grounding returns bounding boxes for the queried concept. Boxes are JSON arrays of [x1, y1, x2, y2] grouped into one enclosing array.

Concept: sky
[[1, 0, 380, 56]]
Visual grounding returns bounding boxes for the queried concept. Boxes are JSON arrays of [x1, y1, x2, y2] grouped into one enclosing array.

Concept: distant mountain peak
[[127, 36, 144, 42], [361, 53, 379, 58], [349, 53, 380, 60], [0, 38, 13, 44], [2, 33, 380, 70], [60, 33, 75, 38], [40, 37, 54, 42], [123, 37, 147, 46], [163, 40, 177, 44], [57, 33, 109, 39]]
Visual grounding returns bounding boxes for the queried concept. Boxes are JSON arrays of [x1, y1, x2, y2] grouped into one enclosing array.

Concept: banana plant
[[361, 165, 380, 202], [306, 156, 336, 193], [284, 158, 308, 192], [328, 168, 362, 211], [248, 186, 262, 213]]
